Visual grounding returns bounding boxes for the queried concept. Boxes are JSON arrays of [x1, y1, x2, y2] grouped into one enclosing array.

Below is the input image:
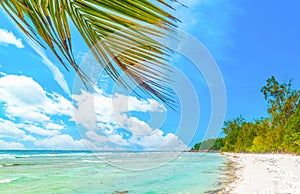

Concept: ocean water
[[0, 150, 227, 193]]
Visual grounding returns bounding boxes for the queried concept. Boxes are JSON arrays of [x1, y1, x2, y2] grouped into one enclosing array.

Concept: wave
[[81, 159, 104, 163], [0, 154, 16, 160], [0, 178, 18, 184], [15, 155, 31, 158], [0, 152, 95, 160], [2, 164, 21, 167]]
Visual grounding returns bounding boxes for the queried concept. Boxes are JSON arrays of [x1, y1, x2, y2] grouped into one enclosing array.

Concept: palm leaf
[[0, 0, 181, 107]]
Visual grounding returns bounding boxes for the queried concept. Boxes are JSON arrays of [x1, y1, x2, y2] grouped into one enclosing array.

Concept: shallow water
[[0, 150, 226, 193]]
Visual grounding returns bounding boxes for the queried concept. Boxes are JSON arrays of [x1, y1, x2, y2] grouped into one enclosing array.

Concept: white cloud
[[45, 123, 65, 130], [34, 134, 88, 150], [113, 94, 166, 113], [86, 131, 109, 144], [0, 140, 25, 150], [25, 38, 71, 95], [21, 124, 60, 136], [0, 75, 73, 122], [129, 129, 186, 150], [0, 119, 35, 141], [73, 90, 99, 130], [0, 28, 24, 49], [3, 12, 71, 95], [73, 88, 187, 150], [0, 73, 185, 150], [73, 89, 167, 131], [108, 134, 129, 146], [0, 26, 69, 94], [0, 74, 76, 149], [126, 117, 153, 135]]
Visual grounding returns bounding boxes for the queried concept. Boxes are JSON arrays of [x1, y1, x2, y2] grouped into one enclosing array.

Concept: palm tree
[[0, 0, 181, 106]]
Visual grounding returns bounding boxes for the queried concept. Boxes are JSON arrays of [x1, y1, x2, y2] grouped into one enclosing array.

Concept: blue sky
[[0, 0, 299, 150]]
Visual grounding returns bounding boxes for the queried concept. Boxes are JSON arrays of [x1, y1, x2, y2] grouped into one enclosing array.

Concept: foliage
[[0, 0, 181, 106], [211, 138, 225, 150], [261, 76, 300, 126], [191, 138, 224, 151], [193, 76, 300, 154], [283, 107, 300, 153]]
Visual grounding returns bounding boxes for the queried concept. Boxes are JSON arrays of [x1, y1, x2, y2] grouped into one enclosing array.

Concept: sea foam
[[0, 178, 18, 184]]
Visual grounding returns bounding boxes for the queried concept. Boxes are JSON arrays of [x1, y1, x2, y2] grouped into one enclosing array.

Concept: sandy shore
[[224, 153, 300, 193]]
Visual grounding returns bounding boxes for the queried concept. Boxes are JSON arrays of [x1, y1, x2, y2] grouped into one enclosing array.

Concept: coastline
[[222, 152, 300, 193], [0, 151, 226, 193], [204, 152, 238, 194]]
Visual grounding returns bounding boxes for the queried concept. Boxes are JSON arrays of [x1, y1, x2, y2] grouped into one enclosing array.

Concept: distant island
[[192, 76, 300, 154]]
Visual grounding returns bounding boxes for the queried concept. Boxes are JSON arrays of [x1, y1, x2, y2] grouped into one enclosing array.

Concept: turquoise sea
[[0, 151, 227, 193]]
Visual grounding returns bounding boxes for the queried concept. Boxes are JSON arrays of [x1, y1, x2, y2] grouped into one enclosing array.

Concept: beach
[[3, 150, 300, 193], [224, 153, 300, 193]]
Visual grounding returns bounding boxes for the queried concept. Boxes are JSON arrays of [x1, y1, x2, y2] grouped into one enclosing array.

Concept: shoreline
[[204, 153, 239, 194], [222, 152, 300, 193]]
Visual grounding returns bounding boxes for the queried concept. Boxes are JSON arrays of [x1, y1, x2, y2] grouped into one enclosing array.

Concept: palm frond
[[0, 0, 181, 107]]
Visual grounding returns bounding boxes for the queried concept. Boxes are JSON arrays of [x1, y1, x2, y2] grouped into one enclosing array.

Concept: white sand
[[224, 153, 300, 194]]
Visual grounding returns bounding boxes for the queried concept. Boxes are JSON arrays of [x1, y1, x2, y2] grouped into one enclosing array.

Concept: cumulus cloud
[[0, 28, 24, 48], [0, 74, 185, 150], [73, 88, 187, 151], [0, 140, 25, 150], [20, 124, 60, 136], [0, 119, 35, 141], [0, 74, 76, 149], [34, 134, 88, 150], [45, 123, 65, 130], [114, 94, 166, 113], [0, 75, 73, 122], [73, 89, 166, 130], [129, 129, 186, 150]]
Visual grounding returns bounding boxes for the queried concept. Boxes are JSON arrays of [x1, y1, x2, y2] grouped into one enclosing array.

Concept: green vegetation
[[191, 138, 224, 151], [192, 76, 300, 153], [0, 1, 179, 105]]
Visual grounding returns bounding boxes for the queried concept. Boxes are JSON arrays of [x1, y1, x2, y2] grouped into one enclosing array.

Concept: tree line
[[192, 76, 300, 153]]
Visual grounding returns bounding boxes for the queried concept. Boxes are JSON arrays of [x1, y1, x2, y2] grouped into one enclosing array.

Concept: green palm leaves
[[0, 0, 180, 106]]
